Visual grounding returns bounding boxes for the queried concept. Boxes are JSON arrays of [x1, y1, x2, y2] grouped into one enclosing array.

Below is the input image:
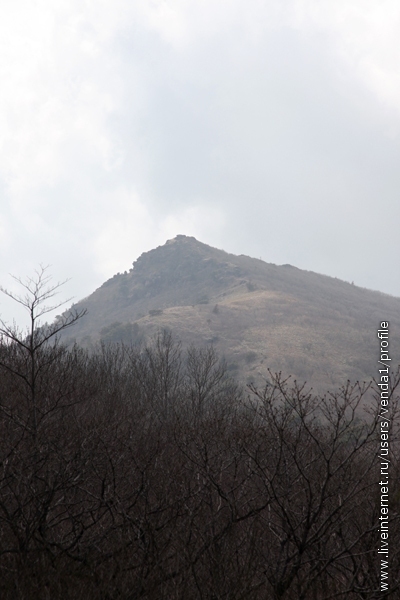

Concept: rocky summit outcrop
[[59, 235, 400, 392]]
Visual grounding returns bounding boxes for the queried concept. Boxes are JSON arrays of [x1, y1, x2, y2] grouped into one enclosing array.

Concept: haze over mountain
[[60, 235, 400, 391]]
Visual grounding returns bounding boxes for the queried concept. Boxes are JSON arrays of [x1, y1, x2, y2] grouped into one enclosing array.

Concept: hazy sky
[[1, 0, 400, 325]]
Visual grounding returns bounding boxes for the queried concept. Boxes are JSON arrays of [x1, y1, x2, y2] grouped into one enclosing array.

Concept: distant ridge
[[60, 235, 400, 391]]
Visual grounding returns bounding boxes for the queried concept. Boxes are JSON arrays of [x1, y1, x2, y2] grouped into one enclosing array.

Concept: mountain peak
[[132, 235, 225, 276], [165, 234, 198, 244], [61, 237, 400, 392]]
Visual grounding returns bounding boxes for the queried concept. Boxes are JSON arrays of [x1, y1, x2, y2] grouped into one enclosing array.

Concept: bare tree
[[0, 265, 86, 437], [185, 345, 240, 419], [128, 329, 184, 420], [244, 371, 400, 599]]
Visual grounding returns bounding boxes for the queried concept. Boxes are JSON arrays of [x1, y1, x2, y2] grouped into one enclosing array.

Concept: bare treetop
[[0, 265, 87, 349]]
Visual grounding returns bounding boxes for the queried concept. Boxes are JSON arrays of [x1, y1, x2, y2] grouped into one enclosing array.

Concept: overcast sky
[[1, 0, 400, 326]]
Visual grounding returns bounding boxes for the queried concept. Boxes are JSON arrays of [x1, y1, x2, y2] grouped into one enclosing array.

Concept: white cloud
[[292, 0, 400, 116], [0, 0, 128, 196], [91, 187, 154, 277], [160, 203, 226, 243], [1, 0, 400, 327], [2, 0, 399, 199]]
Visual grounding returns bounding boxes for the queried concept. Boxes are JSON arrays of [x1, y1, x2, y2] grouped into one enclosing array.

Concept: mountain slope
[[60, 235, 400, 391]]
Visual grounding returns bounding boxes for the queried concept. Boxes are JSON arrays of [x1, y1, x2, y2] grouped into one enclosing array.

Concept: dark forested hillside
[[59, 235, 400, 391]]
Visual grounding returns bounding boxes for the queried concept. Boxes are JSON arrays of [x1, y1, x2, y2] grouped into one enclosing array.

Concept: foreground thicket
[[0, 271, 399, 599], [0, 333, 399, 599]]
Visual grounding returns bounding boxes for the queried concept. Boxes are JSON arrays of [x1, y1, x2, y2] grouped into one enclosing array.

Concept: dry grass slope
[[59, 235, 400, 392]]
